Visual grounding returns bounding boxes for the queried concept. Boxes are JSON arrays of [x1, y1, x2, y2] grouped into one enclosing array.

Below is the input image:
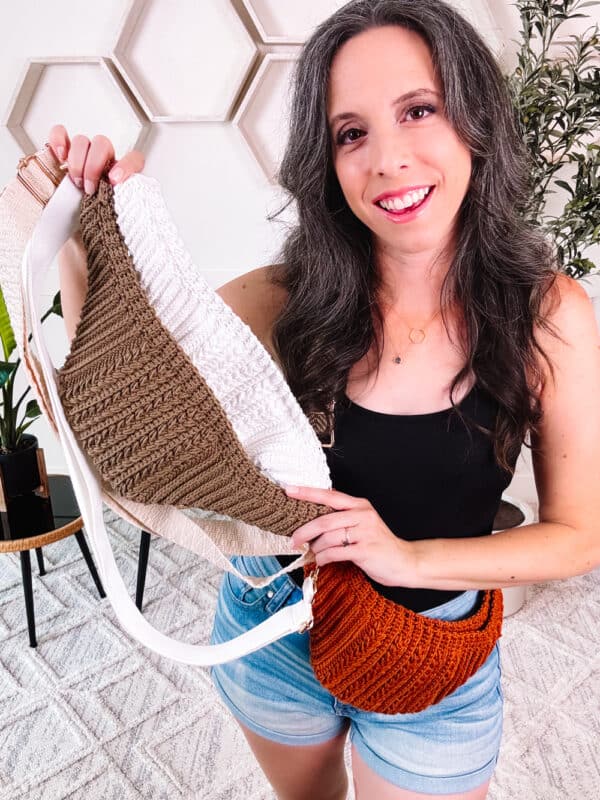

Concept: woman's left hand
[[286, 485, 417, 587]]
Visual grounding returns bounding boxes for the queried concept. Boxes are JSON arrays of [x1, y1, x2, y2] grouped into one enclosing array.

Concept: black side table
[[0, 474, 105, 647]]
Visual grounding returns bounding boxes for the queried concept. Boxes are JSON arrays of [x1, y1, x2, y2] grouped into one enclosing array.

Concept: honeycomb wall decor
[[240, 0, 348, 44], [232, 51, 301, 184], [112, 0, 258, 122], [3, 56, 150, 155], [241, 0, 504, 51]]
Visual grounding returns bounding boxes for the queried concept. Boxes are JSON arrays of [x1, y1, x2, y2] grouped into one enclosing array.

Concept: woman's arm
[[216, 265, 287, 363], [411, 274, 600, 589], [58, 230, 88, 342]]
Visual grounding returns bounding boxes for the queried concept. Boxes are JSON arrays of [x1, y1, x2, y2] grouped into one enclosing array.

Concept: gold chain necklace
[[384, 305, 442, 365]]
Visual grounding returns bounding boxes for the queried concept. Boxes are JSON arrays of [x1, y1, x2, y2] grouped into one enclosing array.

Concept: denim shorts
[[209, 555, 504, 796]]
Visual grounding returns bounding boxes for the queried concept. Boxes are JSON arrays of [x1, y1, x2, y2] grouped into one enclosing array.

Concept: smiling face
[[327, 25, 472, 262]]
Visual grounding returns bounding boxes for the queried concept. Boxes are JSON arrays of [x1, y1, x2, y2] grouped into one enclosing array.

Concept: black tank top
[[277, 382, 516, 612]]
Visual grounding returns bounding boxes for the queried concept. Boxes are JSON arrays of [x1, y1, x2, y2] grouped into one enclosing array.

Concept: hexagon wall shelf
[[112, 0, 258, 122], [240, 0, 348, 44], [4, 57, 150, 155], [233, 51, 301, 183], [241, 0, 505, 52]]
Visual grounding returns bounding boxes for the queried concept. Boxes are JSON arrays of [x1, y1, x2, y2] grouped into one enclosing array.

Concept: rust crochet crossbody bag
[[306, 561, 503, 714], [303, 404, 504, 715]]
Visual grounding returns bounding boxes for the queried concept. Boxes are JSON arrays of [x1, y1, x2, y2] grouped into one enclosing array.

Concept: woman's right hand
[[47, 124, 145, 196]]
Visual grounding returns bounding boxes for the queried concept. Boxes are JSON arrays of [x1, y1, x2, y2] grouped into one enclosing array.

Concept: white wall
[[0, 0, 595, 479]]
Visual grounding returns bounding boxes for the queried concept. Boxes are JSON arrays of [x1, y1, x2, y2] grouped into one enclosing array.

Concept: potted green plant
[[0, 286, 62, 522], [507, 0, 600, 301]]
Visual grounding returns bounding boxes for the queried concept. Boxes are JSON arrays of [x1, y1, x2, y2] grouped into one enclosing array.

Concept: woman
[[53, 1, 600, 798]]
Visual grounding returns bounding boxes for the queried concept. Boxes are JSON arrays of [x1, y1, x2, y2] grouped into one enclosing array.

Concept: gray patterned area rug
[[1, 509, 599, 800]]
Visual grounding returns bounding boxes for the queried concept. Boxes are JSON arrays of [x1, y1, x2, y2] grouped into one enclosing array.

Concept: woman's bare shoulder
[[540, 272, 589, 314], [538, 273, 596, 341], [536, 272, 598, 391], [216, 264, 288, 357]]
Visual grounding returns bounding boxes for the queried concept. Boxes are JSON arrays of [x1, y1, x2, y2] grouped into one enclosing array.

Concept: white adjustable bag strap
[[22, 176, 315, 665]]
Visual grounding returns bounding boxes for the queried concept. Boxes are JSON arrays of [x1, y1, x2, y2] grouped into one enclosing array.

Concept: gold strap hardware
[[16, 146, 67, 207]]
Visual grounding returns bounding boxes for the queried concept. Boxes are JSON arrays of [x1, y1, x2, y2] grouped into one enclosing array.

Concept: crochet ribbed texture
[[112, 174, 331, 490], [307, 562, 503, 713], [56, 179, 330, 536]]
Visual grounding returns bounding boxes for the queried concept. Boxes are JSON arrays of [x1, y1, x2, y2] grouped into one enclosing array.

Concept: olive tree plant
[[507, 0, 600, 277]]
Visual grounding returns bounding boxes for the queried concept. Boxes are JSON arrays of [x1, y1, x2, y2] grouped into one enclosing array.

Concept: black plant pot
[[0, 434, 41, 499], [0, 434, 54, 541]]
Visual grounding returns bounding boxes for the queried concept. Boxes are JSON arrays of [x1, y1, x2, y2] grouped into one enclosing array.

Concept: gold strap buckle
[[16, 145, 66, 207]]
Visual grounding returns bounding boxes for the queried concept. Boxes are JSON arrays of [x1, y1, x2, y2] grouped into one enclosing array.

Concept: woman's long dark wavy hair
[[268, 0, 559, 472]]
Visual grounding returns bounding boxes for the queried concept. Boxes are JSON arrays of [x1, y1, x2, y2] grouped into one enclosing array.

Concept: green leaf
[[15, 419, 37, 438], [23, 399, 41, 419], [0, 361, 16, 389], [0, 288, 16, 362], [555, 180, 576, 195], [51, 291, 62, 317]]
